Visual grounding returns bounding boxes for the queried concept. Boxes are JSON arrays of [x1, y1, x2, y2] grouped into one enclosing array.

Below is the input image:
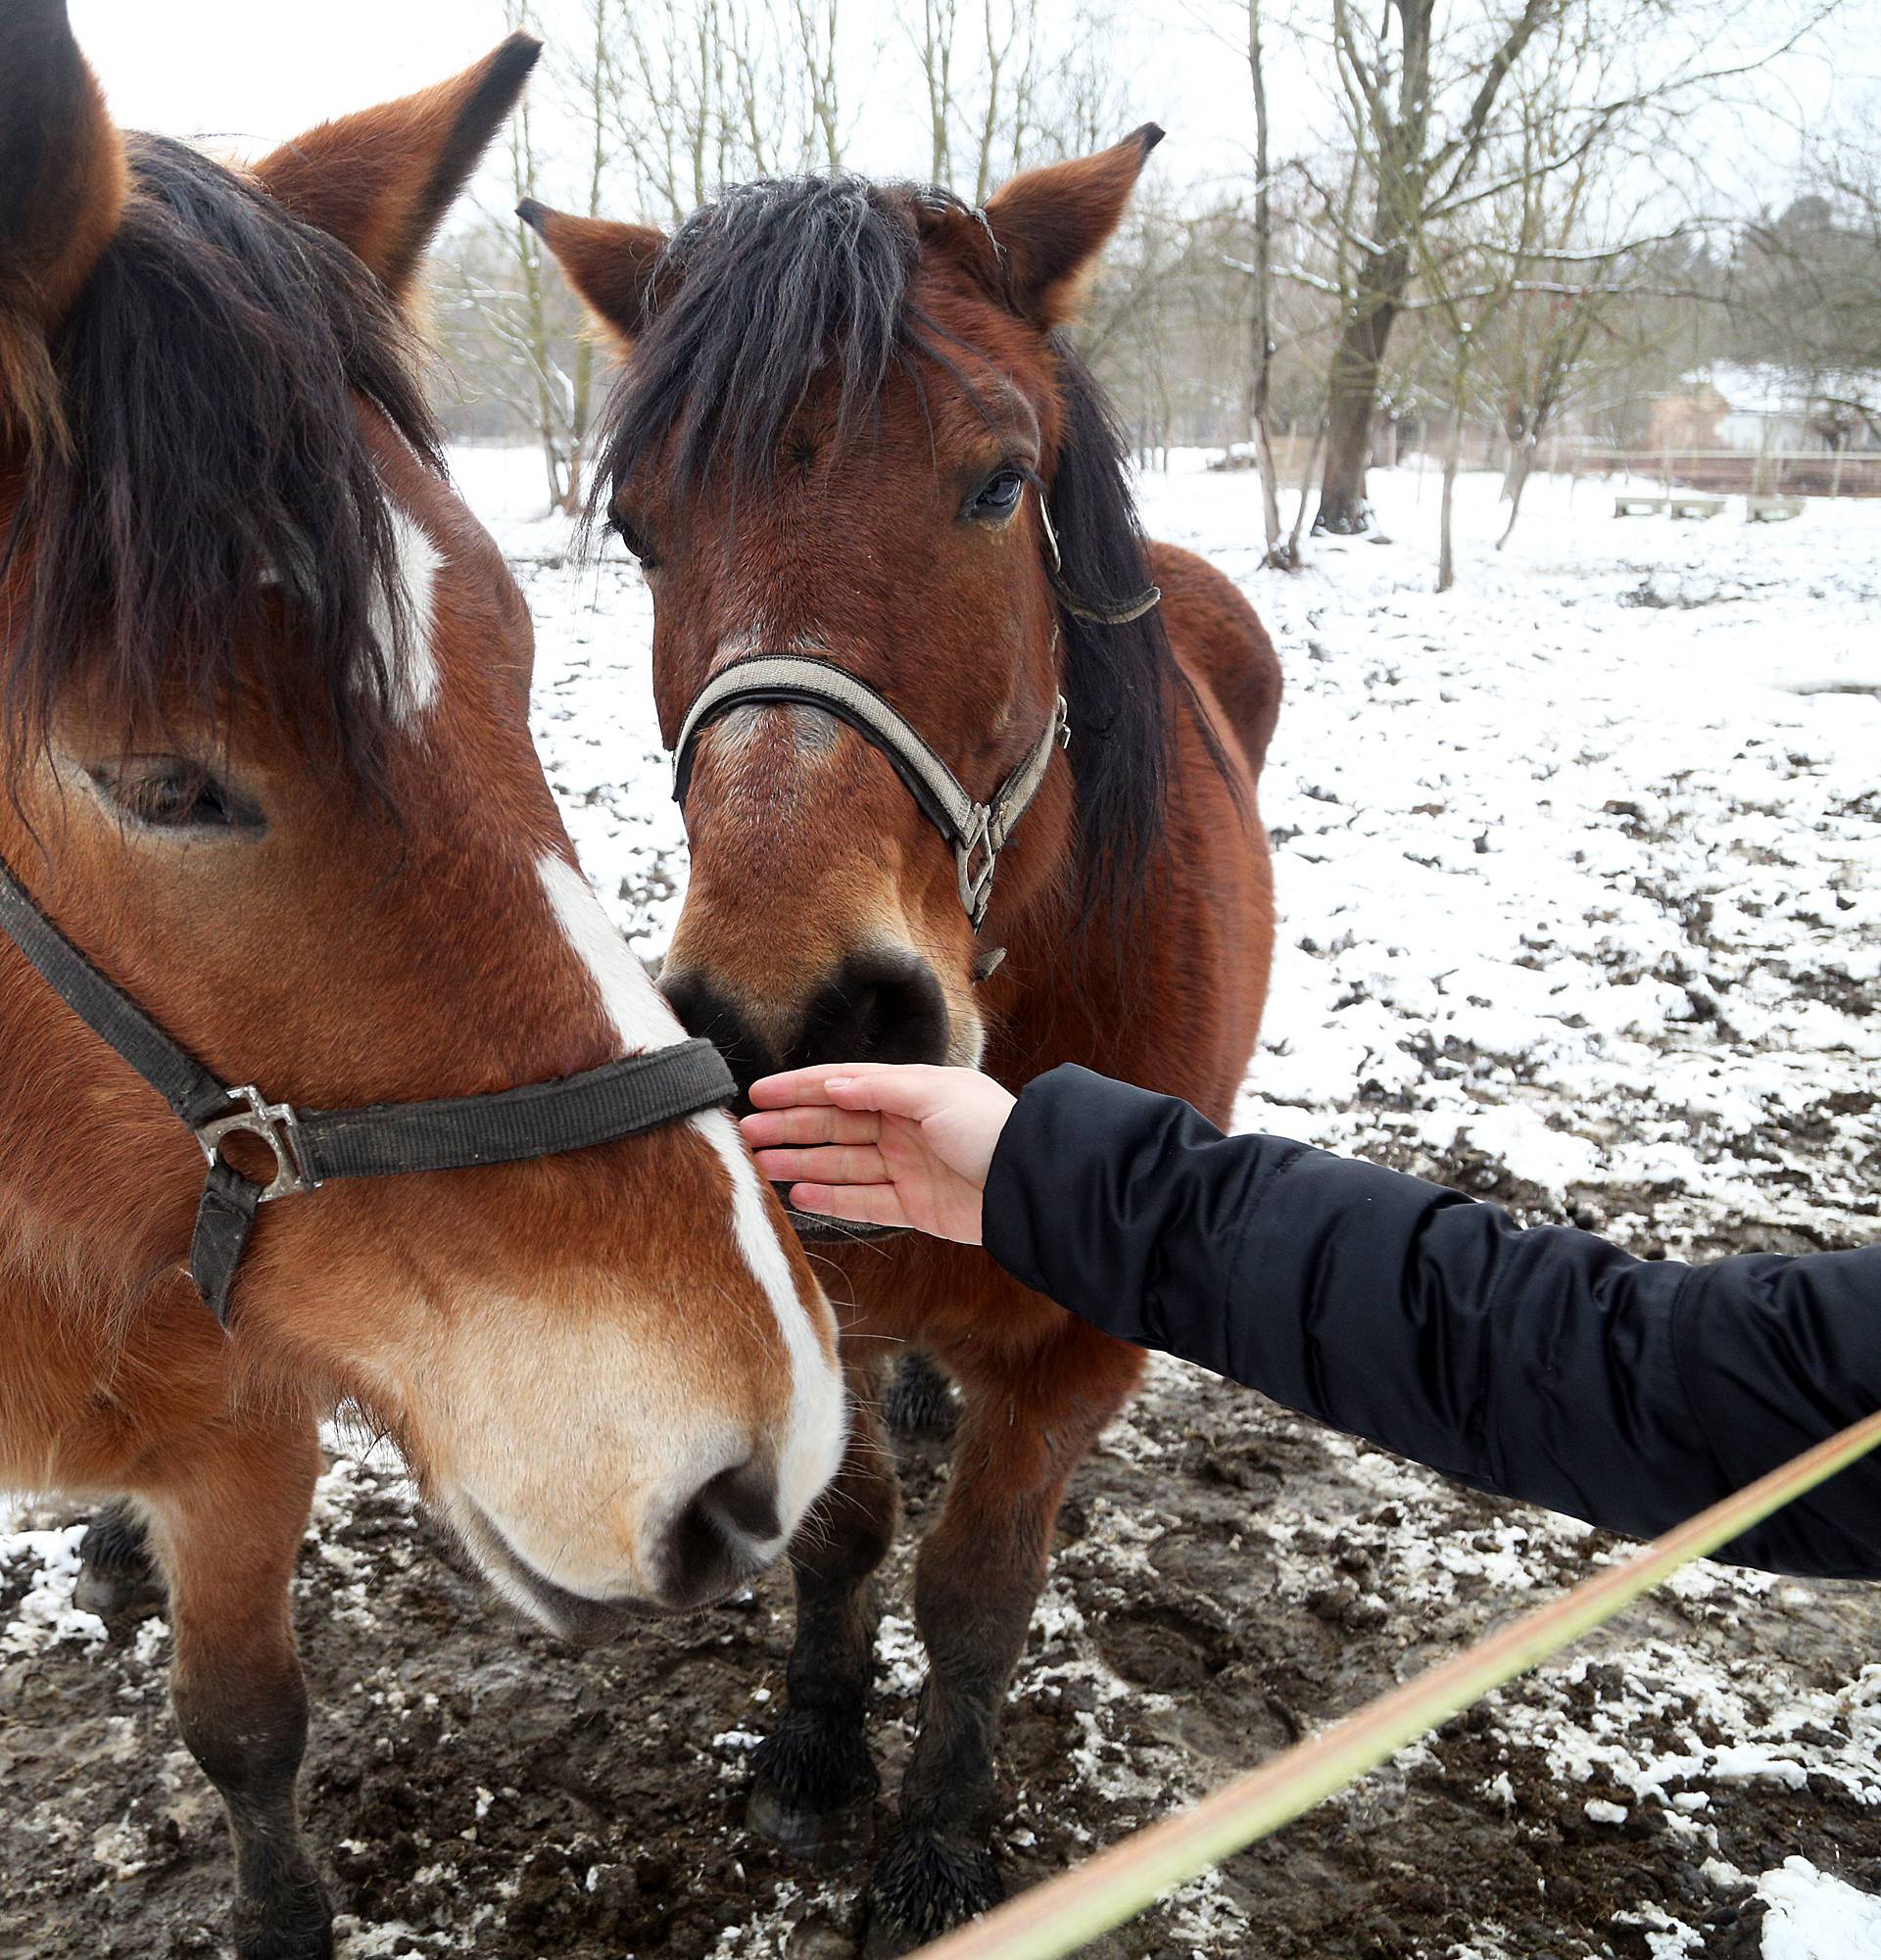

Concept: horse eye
[[966, 468, 1027, 525], [89, 759, 264, 837], [611, 508, 660, 569]]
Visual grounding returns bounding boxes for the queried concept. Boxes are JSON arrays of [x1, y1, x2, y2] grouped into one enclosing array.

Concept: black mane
[[596, 173, 1190, 926], [3, 134, 441, 782]]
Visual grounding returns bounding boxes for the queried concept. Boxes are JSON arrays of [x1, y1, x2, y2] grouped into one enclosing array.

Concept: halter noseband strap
[[671, 653, 1069, 933], [0, 856, 734, 1328]]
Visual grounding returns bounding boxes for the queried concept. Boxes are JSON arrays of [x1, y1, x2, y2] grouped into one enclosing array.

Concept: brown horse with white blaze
[[0, 9, 844, 1956], [527, 128, 1279, 1948]]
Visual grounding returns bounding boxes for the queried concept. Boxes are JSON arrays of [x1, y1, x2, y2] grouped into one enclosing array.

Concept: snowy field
[[466, 440, 1881, 1258], [4, 450, 1878, 1959]]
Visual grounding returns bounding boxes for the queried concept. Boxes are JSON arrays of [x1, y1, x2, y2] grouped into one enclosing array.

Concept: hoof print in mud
[[748, 1715, 881, 1849], [863, 1829, 1004, 1956]]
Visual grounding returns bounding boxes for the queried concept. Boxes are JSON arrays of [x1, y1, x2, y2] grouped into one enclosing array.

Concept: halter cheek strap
[[1035, 497, 1163, 627], [671, 653, 1069, 933], [0, 856, 734, 1328]]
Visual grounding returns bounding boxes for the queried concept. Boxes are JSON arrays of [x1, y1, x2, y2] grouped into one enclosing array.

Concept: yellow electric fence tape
[[916, 1406, 1881, 1960]]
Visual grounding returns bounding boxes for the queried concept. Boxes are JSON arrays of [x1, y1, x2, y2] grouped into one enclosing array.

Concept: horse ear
[[983, 124, 1163, 330], [519, 203, 668, 353], [254, 33, 541, 304], [0, 0, 128, 449]]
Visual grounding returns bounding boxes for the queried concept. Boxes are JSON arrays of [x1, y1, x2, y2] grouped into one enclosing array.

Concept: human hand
[[740, 1063, 1018, 1245]]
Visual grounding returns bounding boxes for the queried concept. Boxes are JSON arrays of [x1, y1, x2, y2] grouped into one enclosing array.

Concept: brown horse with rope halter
[[0, 12, 844, 1955], [529, 128, 1279, 1950]]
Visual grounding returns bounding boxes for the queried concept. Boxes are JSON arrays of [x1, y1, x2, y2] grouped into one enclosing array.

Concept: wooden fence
[[1534, 445, 1881, 499]]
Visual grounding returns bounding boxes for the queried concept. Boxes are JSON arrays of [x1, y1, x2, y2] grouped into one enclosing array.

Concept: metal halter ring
[[195, 1086, 319, 1203]]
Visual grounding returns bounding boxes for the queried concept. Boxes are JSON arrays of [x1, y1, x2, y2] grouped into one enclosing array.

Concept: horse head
[[528, 135, 1178, 1207], [0, 1, 844, 1629]]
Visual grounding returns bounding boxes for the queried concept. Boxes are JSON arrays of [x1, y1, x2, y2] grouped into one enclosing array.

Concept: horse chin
[[444, 1493, 660, 1647], [781, 1205, 910, 1247]]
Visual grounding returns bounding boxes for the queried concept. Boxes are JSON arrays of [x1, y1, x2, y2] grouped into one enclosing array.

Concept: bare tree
[[1727, 112, 1881, 414], [435, 0, 613, 514], [912, 0, 961, 183], [1308, 0, 1568, 535], [1244, 0, 1285, 559], [597, 0, 849, 226], [1290, 0, 1844, 534], [907, 0, 1131, 200]]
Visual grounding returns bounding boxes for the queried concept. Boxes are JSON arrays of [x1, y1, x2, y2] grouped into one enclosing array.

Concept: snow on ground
[[1173, 461, 1878, 1256], [1760, 1856, 1881, 1958], [4, 447, 1876, 1957]]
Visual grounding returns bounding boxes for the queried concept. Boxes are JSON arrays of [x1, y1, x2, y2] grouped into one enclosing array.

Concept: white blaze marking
[[537, 850, 846, 1536], [537, 852, 689, 1053], [377, 508, 445, 725], [694, 1109, 847, 1532]]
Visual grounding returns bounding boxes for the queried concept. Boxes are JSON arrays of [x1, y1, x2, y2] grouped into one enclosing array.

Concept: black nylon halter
[[0, 855, 734, 1328]]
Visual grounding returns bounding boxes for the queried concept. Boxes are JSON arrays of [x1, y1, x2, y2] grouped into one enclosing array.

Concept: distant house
[[1655, 364, 1881, 452], [1648, 382, 1730, 450]]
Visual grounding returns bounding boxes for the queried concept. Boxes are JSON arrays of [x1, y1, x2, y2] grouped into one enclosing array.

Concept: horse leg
[[73, 1499, 165, 1620], [865, 1342, 1138, 1954], [143, 1419, 332, 1960], [748, 1352, 900, 1848]]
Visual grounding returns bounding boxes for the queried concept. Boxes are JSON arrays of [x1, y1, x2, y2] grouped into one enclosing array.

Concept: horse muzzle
[[661, 943, 960, 1100], [448, 1456, 789, 1639]]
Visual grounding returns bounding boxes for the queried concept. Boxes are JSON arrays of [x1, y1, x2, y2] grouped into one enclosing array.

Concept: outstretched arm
[[747, 1062, 1881, 1580]]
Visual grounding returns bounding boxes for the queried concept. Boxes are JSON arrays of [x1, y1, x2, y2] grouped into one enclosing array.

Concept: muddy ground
[[8, 468, 1881, 1957], [7, 1180, 1881, 1960]]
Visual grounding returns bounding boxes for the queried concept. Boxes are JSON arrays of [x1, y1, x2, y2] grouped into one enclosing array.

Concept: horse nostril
[[659, 948, 950, 1104], [658, 968, 777, 1103], [797, 946, 949, 1070], [698, 1458, 783, 1544], [660, 1458, 783, 1607]]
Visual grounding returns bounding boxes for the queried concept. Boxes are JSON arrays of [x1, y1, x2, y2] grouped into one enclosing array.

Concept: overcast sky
[[67, 0, 1881, 227]]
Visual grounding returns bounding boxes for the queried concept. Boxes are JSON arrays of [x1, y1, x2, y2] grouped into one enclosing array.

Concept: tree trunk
[[1316, 258, 1405, 535], [1247, 0, 1283, 560], [559, 434, 587, 518], [1286, 412, 1327, 562], [1437, 386, 1466, 593], [1495, 441, 1532, 550]]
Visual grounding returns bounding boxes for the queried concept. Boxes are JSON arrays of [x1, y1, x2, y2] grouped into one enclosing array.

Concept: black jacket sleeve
[[982, 1065, 1881, 1579]]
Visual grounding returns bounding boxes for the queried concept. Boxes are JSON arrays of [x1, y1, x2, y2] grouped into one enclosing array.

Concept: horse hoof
[[748, 1715, 880, 1852], [863, 1827, 1003, 1955], [232, 1869, 333, 1959], [748, 1779, 870, 1852], [231, 1857, 335, 1951], [234, 1935, 332, 1960], [884, 1353, 956, 1442], [72, 1561, 167, 1620], [232, 1910, 333, 1960], [73, 1507, 165, 1623]]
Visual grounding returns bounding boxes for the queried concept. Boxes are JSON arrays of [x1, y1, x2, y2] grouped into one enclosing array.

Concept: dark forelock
[[598, 174, 970, 500], [2, 132, 442, 784]]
